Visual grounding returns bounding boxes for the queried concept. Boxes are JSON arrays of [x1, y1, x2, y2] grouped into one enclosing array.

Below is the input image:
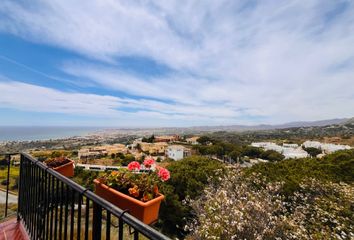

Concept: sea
[[0, 126, 103, 142]]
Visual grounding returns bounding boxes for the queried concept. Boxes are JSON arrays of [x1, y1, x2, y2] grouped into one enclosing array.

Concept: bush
[[72, 167, 100, 190], [157, 156, 225, 238], [1, 179, 9, 186], [260, 149, 285, 161], [246, 149, 354, 196], [186, 168, 354, 240]]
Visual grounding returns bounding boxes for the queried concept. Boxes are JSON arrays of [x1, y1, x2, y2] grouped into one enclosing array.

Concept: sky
[[0, 0, 353, 127]]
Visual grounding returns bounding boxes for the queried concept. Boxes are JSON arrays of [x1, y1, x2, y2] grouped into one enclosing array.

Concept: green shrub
[[157, 156, 225, 238]]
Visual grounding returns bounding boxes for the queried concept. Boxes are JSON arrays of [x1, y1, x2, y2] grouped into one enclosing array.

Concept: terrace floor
[[0, 217, 29, 240]]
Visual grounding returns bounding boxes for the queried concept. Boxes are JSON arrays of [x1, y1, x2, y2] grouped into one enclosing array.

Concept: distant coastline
[[0, 126, 103, 142]]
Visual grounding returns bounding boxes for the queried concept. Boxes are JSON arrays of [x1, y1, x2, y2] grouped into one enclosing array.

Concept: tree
[[142, 135, 155, 143], [260, 150, 285, 162], [193, 145, 208, 155], [229, 149, 242, 162], [116, 152, 125, 159], [303, 147, 322, 158], [241, 146, 264, 158], [207, 144, 224, 158], [197, 136, 212, 145]]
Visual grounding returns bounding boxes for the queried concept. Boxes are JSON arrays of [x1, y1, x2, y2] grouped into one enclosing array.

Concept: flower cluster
[[157, 166, 170, 182], [143, 158, 155, 168], [99, 158, 170, 202], [127, 161, 140, 171]]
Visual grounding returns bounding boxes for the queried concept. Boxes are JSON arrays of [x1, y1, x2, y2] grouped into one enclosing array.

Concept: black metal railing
[[0, 153, 19, 219], [15, 153, 170, 240]]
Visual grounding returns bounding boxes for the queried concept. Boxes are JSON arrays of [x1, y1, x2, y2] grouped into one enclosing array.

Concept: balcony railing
[[1, 153, 170, 240]]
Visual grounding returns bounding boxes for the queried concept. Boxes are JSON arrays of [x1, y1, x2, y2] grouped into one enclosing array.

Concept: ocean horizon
[[0, 126, 104, 141]]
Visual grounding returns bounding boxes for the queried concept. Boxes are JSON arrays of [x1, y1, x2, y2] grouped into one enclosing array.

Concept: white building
[[166, 145, 191, 160], [302, 141, 351, 153], [283, 143, 299, 148], [251, 142, 283, 152], [282, 148, 309, 159], [251, 142, 309, 159]]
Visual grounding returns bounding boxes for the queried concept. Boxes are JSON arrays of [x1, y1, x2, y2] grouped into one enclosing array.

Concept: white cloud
[[0, 0, 354, 125], [0, 79, 251, 126], [0, 80, 121, 115]]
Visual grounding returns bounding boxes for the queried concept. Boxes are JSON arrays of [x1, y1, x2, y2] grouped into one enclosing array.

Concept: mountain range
[[105, 117, 354, 136]]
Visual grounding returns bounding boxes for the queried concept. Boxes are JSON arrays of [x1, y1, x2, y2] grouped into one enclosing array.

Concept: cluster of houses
[[251, 141, 351, 159], [78, 144, 128, 160], [78, 135, 198, 162], [302, 140, 351, 153], [251, 142, 309, 159]]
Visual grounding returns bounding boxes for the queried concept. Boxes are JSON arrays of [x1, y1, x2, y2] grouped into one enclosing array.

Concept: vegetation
[[0, 165, 19, 192], [142, 135, 155, 143], [259, 149, 285, 161], [187, 168, 354, 240], [157, 156, 225, 238], [194, 140, 285, 162], [1, 123, 352, 238], [303, 146, 322, 157], [98, 159, 170, 202], [72, 167, 100, 191], [196, 136, 213, 145], [44, 156, 71, 168], [110, 153, 136, 166], [201, 122, 354, 146], [31, 150, 73, 161], [182, 148, 354, 239], [0, 203, 17, 218], [246, 149, 354, 196]]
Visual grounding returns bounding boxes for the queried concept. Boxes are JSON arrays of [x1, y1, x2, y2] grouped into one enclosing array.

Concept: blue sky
[[0, 0, 353, 127]]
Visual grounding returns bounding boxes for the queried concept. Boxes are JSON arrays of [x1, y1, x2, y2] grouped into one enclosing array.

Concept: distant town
[[2, 128, 351, 172]]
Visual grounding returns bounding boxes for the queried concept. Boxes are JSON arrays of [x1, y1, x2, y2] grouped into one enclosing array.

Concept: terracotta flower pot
[[94, 179, 164, 225], [53, 160, 74, 177]]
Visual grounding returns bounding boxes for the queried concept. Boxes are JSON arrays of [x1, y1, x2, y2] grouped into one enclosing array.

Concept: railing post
[[5, 154, 11, 218], [92, 202, 102, 240], [17, 154, 23, 221]]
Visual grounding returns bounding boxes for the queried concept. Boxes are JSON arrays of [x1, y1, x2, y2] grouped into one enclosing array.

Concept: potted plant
[[44, 156, 74, 177], [94, 158, 170, 224]]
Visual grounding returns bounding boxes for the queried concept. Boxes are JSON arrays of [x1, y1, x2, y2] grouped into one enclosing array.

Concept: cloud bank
[[0, 0, 353, 126]]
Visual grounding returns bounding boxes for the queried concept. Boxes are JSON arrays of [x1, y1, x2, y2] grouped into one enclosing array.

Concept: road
[[0, 190, 18, 204]]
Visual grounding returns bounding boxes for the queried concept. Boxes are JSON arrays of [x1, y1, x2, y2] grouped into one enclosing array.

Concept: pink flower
[[143, 158, 155, 168], [127, 161, 141, 171], [157, 167, 170, 181]]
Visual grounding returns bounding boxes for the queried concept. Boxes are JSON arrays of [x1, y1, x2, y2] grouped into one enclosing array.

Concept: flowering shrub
[[99, 158, 170, 202], [284, 179, 354, 239], [185, 167, 354, 240]]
